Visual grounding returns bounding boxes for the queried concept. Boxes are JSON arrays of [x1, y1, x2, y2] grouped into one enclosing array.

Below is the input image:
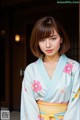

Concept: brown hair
[[30, 16, 70, 58]]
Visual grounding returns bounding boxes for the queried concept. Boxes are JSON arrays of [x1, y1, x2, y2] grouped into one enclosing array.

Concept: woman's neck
[[43, 53, 60, 63]]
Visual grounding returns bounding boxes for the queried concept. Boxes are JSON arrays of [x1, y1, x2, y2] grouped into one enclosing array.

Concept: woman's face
[[39, 28, 62, 57]]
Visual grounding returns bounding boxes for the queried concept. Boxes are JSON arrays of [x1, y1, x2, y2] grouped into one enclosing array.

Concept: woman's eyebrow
[[50, 35, 57, 37]]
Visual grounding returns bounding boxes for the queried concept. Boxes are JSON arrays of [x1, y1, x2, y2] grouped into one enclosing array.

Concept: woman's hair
[[30, 16, 70, 58]]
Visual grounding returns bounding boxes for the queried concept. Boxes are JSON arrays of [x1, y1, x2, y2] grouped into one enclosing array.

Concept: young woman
[[20, 16, 80, 120]]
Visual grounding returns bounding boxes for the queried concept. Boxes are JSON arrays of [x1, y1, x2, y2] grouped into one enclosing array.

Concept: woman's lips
[[46, 50, 53, 53]]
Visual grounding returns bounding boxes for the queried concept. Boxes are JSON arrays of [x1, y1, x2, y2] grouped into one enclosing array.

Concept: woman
[[20, 16, 80, 120]]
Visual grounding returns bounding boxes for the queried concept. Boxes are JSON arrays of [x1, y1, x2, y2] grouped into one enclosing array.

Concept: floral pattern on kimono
[[20, 54, 80, 120]]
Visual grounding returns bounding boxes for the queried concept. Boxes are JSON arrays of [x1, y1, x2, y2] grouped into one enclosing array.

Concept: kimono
[[20, 54, 80, 120]]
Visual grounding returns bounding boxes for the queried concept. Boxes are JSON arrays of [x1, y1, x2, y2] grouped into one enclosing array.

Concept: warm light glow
[[1, 30, 6, 35], [15, 34, 20, 42]]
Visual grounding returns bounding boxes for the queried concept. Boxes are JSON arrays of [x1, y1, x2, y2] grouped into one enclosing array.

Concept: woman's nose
[[46, 39, 51, 47]]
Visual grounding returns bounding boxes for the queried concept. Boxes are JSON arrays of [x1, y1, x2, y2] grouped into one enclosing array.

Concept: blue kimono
[[20, 54, 80, 120]]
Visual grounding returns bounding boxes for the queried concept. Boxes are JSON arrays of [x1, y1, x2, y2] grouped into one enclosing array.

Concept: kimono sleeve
[[20, 67, 40, 120], [63, 64, 80, 120]]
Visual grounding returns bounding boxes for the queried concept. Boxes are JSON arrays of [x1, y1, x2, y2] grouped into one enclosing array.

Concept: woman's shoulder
[[67, 57, 80, 70], [24, 59, 38, 72], [68, 57, 79, 65]]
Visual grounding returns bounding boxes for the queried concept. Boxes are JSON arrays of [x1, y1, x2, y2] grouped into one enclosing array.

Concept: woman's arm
[[20, 68, 40, 120], [63, 64, 80, 120]]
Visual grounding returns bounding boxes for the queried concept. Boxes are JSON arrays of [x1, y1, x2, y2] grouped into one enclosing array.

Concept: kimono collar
[[36, 54, 68, 86]]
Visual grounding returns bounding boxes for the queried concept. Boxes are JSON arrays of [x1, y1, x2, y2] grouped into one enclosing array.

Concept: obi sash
[[37, 101, 68, 120]]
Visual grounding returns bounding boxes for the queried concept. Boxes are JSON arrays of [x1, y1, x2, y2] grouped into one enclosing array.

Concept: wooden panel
[[0, 36, 5, 101]]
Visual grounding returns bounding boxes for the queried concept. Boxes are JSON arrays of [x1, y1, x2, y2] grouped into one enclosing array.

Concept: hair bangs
[[37, 24, 54, 40]]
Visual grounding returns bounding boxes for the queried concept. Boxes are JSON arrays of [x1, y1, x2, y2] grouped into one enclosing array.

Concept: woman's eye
[[40, 39, 45, 42], [51, 37, 56, 40]]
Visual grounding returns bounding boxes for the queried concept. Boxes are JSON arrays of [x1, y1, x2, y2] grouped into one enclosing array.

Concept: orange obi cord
[[37, 101, 68, 120]]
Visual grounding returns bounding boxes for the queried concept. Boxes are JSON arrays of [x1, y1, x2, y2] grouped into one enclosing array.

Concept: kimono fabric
[[20, 54, 80, 120], [37, 101, 68, 120]]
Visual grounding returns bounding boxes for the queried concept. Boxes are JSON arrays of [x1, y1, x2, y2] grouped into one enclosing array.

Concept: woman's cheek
[[54, 41, 61, 48]]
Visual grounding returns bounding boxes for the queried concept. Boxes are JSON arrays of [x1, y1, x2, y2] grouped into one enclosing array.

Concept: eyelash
[[40, 39, 45, 42], [51, 37, 57, 40], [40, 37, 57, 42]]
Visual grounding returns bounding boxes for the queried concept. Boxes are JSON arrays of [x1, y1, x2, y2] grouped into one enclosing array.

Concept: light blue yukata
[[20, 54, 80, 120]]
